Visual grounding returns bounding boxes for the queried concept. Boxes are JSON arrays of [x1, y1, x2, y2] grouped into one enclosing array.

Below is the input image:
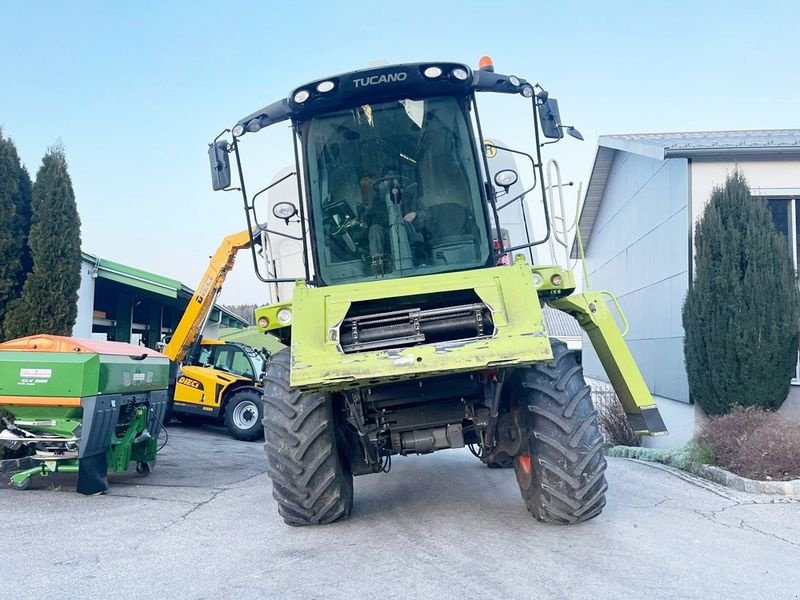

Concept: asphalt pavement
[[2, 423, 799, 600]]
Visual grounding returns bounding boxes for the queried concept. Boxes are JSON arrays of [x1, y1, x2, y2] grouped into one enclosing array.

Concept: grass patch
[[608, 443, 713, 470]]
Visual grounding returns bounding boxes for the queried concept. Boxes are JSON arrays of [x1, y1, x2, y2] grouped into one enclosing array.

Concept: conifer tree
[[3, 145, 82, 338], [683, 170, 800, 414], [0, 131, 30, 340], [12, 163, 33, 293]]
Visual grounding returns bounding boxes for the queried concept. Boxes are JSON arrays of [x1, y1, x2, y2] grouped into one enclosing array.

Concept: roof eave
[[665, 146, 800, 159], [570, 145, 616, 259]]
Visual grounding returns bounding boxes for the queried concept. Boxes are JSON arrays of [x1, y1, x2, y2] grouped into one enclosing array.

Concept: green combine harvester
[[0, 335, 169, 494], [207, 56, 668, 526]]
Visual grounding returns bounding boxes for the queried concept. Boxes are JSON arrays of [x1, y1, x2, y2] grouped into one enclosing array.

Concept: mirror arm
[[213, 128, 230, 145], [497, 185, 533, 211], [487, 145, 538, 210], [251, 171, 298, 207], [263, 227, 303, 242]]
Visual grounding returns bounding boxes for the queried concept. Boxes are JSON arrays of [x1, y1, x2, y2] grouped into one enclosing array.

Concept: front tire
[[262, 349, 353, 526], [511, 341, 608, 524], [223, 388, 264, 442]]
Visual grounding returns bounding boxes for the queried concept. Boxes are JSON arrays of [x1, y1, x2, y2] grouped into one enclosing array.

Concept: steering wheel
[[330, 216, 360, 237], [371, 174, 415, 192]]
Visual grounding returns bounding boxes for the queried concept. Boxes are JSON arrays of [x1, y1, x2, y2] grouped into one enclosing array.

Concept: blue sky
[[2, 1, 798, 303]]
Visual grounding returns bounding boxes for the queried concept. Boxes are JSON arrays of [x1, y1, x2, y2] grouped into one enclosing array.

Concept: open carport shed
[[73, 252, 247, 350]]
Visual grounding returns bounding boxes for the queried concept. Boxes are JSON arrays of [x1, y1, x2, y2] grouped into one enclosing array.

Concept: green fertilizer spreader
[[0, 335, 169, 494]]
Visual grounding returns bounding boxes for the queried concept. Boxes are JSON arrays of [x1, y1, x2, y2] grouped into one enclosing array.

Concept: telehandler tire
[[262, 349, 353, 526], [223, 388, 264, 442], [511, 340, 607, 524]]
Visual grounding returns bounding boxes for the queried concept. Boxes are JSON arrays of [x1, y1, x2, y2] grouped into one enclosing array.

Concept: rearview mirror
[[209, 140, 232, 191], [538, 98, 564, 140]]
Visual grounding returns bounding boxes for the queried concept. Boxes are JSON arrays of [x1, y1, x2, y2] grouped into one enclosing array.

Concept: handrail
[[601, 290, 630, 337]]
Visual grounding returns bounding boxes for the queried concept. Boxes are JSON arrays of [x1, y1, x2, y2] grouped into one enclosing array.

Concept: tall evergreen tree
[[12, 163, 33, 293], [683, 170, 800, 415], [0, 130, 30, 340], [3, 145, 82, 338]]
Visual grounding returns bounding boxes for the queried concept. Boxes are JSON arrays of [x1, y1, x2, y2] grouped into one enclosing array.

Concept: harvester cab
[[208, 57, 667, 526]]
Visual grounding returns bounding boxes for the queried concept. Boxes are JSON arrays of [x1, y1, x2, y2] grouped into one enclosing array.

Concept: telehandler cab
[[208, 57, 667, 525]]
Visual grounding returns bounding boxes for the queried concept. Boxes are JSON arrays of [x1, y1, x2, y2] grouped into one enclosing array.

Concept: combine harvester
[[206, 56, 668, 525], [0, 336, 168, 494]]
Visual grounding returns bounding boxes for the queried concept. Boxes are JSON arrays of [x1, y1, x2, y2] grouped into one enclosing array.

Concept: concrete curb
[[607, 445, 800, 496]]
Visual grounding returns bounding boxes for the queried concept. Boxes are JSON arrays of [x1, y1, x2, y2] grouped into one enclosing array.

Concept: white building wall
[[72, 259, 96, 338], [690, 157, 800, 249], [581, 151, 692, 446]]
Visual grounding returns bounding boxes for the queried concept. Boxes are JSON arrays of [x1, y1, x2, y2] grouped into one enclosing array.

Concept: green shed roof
[[82, 252, 182, 298], [81, 252, 248, 328]]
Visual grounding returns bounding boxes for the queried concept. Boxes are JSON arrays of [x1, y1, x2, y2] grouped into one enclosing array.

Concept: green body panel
[[287, 261, 555, 391], [549, 291, 667, 435], [0, 352, 100, 397], [0, 351, 169, 397], [97, 354, 170, 394], [254, 259, 666, 435]]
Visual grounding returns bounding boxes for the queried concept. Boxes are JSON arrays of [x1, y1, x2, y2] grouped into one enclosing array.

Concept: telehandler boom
[[162, 229, 268, 441]]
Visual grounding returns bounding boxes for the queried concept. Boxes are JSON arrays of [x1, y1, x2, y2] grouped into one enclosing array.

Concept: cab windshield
[[305, 96, 490, 284]]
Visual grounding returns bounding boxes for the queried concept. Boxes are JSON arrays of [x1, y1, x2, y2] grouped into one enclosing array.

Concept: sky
[[2, 0, 799, 304]]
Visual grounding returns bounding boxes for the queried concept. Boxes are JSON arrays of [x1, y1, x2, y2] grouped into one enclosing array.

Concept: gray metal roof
[[600, 129, 800, 160], [543, 305, 582, 339], [571, 129, 800, 258]]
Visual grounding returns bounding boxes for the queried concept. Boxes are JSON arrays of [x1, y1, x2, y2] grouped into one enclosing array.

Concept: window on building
[[767, 198, 791, 252], [763, 196, 799, 383]]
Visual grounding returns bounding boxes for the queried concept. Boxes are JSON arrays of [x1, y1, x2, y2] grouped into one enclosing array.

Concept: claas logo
[[178, 376, 203, 390]]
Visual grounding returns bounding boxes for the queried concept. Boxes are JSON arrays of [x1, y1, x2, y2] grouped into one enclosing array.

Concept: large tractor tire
[[511, 340, 608, 524], [262, 349, 353, 526], [223, 388, 264, 442]]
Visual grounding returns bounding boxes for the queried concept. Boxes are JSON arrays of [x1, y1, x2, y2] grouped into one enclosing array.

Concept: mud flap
[[548, 291, 668, 436], [77, 453, 109, 495]]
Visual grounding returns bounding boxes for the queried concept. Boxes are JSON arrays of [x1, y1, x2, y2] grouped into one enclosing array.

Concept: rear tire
[[511, 340, 607, 524], [262, 349, 353, 526], [223, 388, 264, 442]]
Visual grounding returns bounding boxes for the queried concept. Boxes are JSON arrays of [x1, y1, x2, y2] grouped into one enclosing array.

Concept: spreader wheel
[[11, 477, 31, 490]]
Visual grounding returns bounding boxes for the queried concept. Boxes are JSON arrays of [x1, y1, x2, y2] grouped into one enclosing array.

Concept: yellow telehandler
[[161, 229, 269, 441]]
